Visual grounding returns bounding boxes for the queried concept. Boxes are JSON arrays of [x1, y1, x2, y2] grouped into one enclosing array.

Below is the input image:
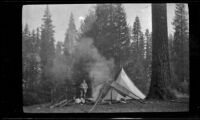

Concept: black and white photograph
[[22, 3, 189, 113]]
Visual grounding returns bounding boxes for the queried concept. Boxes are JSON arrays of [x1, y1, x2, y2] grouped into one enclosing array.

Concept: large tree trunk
[[147, 4, 175, 100]]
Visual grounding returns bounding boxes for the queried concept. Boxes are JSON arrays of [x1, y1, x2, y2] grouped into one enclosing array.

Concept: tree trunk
[[147, 4, 175, 100]]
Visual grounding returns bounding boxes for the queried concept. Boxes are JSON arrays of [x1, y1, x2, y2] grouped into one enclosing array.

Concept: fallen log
[[50, 99, 68, 108], [59, 99, 74, 107]]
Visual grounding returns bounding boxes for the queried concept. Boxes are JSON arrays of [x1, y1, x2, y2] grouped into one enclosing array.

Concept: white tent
[[91, 68, 146, 102], [88, 68, 146, 112], [116, 68, 145, 99]]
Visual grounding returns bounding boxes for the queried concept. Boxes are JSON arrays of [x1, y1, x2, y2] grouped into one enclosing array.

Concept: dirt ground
[[23, 99, 189, 113]]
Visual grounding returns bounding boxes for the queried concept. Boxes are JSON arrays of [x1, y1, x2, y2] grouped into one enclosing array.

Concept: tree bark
[[147, 4, 175, 100]]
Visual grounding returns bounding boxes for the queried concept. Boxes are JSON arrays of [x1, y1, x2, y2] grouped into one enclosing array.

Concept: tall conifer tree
[[64, 13, 78, 55], [172, 4, 189, 83], [114, 4, 130, 69], [147, 4, 174, 100], [40, 6, 55, 99], [92, 4, 130, 72], [132, 16, 142, 54]]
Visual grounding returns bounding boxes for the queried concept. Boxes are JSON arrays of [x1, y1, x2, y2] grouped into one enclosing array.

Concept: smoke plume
[[51, 37, 114, 99], [74, 38, 115, 96], [51, 50, 72, 85]]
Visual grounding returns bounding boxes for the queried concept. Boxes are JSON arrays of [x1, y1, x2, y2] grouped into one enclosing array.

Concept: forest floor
[[23, 98, 189, 113]]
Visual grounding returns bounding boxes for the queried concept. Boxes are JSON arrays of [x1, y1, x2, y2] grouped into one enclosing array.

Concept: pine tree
[[145, 29, 151, 61], [145, 29, 152, 64], [172, 3, 189, 83], [80, 10, 96, 38], [126, 16, 147, 92], [36, 28, 41, 54], [28, 30, 40, 88], [22, 24, 31, 59], [145, 29, 152, 81], [39, 6, 56, 101], [129, 16, 145, 80], [93, 4, 116, 59], [114, 4, 130, 69], [40, 5, 55, 76], [139, 32, 145, 59], [91, 4, 130, 72], [35, 27, 41, 84], [23, 25, 43, 105], [22, 24, 30, 62], [132, 16, 142, 54], [55, 41, 63, 57], [64, 13, 78, 56], [147, 4, 175, 100], [23, 25, 41, 90], [22, 24, 31, 88]]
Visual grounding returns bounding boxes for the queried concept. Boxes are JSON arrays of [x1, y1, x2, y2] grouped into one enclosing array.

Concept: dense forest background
[[22, 4, 189, 105]]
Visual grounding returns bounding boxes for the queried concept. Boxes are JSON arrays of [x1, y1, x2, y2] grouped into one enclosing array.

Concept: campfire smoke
[[51, 37, 115, 98], [75, 38, 115, 97]]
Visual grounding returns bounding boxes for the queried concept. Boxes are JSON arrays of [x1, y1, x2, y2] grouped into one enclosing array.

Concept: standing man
[[80, 80, 88, 104]]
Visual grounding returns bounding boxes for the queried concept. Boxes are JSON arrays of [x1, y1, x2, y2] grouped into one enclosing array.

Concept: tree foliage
[[22, 25, 41, 89], [39, 6, 57, 103], [80, 10, 97, 38], [125, 16, 148, 94], [145, 29, 152, 81], [64, 13, 78, 55], [170, 4, 189, 94], [132, 16, 142, 54], [172, 3, 189, 83], [22, 25, 44, 105], [91, 4, 130, 72], [40, 6, 55, 83]]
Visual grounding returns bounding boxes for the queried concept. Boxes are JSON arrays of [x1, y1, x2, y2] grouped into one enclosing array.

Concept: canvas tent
[[91, 68, 146, 102]]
